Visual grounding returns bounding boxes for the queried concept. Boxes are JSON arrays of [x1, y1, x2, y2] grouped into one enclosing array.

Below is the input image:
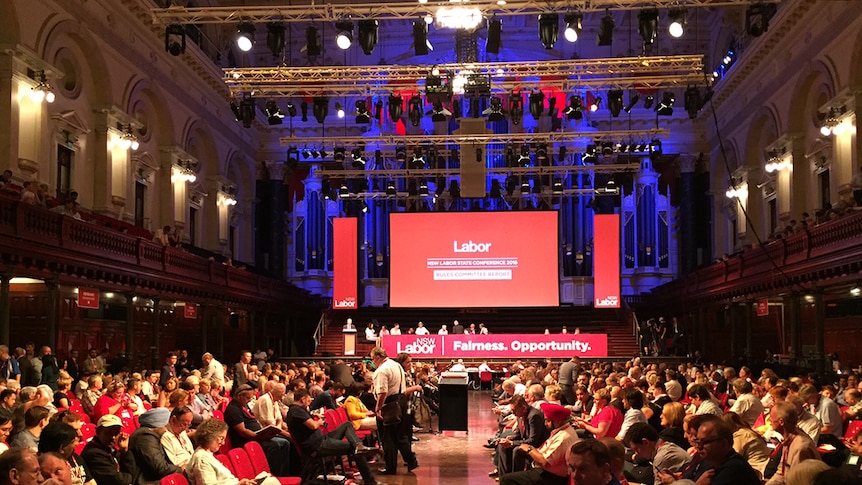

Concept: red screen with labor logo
[[389, 212, 559, 307]]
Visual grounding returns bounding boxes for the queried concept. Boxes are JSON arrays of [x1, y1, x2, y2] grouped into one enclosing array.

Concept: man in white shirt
[[254, 382, 291, 437], [438, 324, 448, 335], [479, 323, 489, 334], [371, 346, 417, 474], [478, 360, 493, 373], [450, 359, 466, 372], [729, 378, 764, 427], [160, 406, 195, 468], [200, 353, 224, 383], [415, 322, 429, 335]]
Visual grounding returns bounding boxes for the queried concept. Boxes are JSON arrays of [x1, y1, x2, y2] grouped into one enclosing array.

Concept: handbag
[[379, 400, 402, 425]]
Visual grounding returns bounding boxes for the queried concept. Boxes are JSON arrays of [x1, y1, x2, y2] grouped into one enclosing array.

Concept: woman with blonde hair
[[658, 401, 689, 449], [574, 388, 622, 439], [722, 411, 770, 473]]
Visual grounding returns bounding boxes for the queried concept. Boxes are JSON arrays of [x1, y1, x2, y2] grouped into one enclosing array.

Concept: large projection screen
[[390, 212, 560, 307]]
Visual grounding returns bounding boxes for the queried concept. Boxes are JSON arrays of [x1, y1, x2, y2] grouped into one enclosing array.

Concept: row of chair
[[161, 441, 301, 485]]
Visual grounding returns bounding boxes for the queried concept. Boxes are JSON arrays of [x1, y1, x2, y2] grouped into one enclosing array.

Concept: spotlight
[[583, 145, 597, 163], [374, 99, 384, 121], [395, 144, 407, 163], [547, 97, 557, 117], [589, 96, 601, 112], [301, 101, 309, 122], [643, 95, 655, 109], [339, 184, 349, 199], [538, 13, 559, 49], [419, 179, 429, 196], [266, 23, 285, 57], [623, 93, 640, 113], [518, 144, 531, 167], [529, 90, 545, 119], [509, 91, 524, 125], [486, 18, 502, 54], [335, 21, 354, 50], [358, 20, 379, 55], [638, 8, 659, 46], [265, 100, 284, 125], [335, 103, 345, 119], [563, 12, 583, 42], [520, 180, 530, 194], [388, 94, 403, 121], [236, 22, 256, 52], [286, 102, 297, 118], [238, 97, 255, 128], [408, 95, 423, 126], [354, 99, 371, 123], [684, 86, 701, 119], [428, 101, 452, 122], [597, 12, 615, 46], [361, 201, 369, 213], [333, 147, 345, 162], [564, 96, 583, 120], [608, 89, 624, 117], [668, 8, 687, 38], [851, 285, 861, 297], [351, 148, 366, 168], [313, 97, 329, 123], [650, 139, 662, 155], [482, 97, 506, 122], [386, 181, 397, 196], [413, 20, 431, 56], [536, 143, 548, 162], [746, 3, 776, 37], [410, 147, 426, 169], [656, 92, 675, 116], [552, 178, 563, 194], [165, 24, 186, 56], [304, 26, 322, 56]]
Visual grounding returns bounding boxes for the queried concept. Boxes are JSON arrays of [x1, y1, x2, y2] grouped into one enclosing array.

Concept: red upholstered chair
[[844, 420, 862, 440], [244, 442, 302, 485], [211, 409, 224, 421], [80, 423, 96, 441], [479, 371, 493, 390], [216, 453, 235, 474], [159, 473, 189, 485], [217, 432, 232, 456], [228, 447, 256, 479]]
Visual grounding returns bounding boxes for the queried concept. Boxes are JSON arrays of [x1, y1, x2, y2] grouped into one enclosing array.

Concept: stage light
[[419, 179, 429, 196], [386, 181, 397, 196], [590, 97, 601, 112], [608, 89, 624, 117], [388, 94, 403, 121], [564, 12, 583, 42], [668, 8, 687, 38], [236, 23, 256, 52], [413, 20, 431, 56], [238, 97, 255, 128], [552, 178, 563, 194], [638, 8, 659, 46], [538, 14, 559, 49], [361, 201, 369, 213], [623, 93, 640, 113], [395, 144, 407, 163], [335, 21, 353, 50], [518, 144, 531, 167], [564, 96, 583, 120], [301, 101, 309, 122], [410, 147, 426, 169], [351, 148, 366, 168], [597, 12, 615, 46], [684, 86, 701, 119], [335, 102, 345, 118], [354, 99, 371, 123], [313, 97, 329, 123], [851, 285, 861, 297], [266, 23, 285, 57], [334, 147, 346, 162], [746, 3, 776, 37], [535, 143, 548, 162], [656, 92, 675, 116], [486, 18, 502, 54], [339, 184, 349, 199], [374, 99, 384, 121], [529, 90, 545, 119], [408, 95, 423, 126], [547, 96, 557, 116], [165, 24, 186, 56], [558, 146, 568, 164], [286, 102, 297, 118], [508, 91, 523, 125], [358, 20, 378, 55], [643, 95, 655, 109], [428, 101, 452, 122], [520, 180, 530, 194], [265, 100, 284, 125], [583, 145, 597, 163], [483, 97, 506, 122], [650, 138, 663, 155], [304, 26, 321, 56]]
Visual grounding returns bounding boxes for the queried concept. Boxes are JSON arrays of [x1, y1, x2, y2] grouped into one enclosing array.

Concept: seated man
[[491, 395, 549, 478], [500, 402, 580, 485], [224, 384, 292, 476], [623, 422, 690, 485], [287, 388, 384, 485], [309, 382, 345, 411], [80, 415, 136, 485], [129, 407, 182, 484]]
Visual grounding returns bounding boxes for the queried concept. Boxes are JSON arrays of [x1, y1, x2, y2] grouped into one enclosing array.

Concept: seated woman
[[53, 373, 74, 410], [722, 411, 770, 474], [363, 323, 376, 343], [658, 402, 690, 449], [574, 388, 622, 439], [92, 380, 136, 421], [344, 382, 377, 431], [186, 418, 279, 485]]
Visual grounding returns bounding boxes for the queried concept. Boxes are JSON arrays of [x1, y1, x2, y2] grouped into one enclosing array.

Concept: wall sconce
[[28, 70, 54, 103], [764, 148, 789, 173], [114, 124, 139, 151], [219, 193, 237, 206], [172, 159, 197, 184], [725, 184, 747, 199], [820, 106, 853, 136]]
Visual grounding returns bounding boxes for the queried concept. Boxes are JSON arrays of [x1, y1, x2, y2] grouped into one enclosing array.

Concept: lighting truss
[[337, 187, 612, 200], [152, 0, 775, 25], [279, 128, 669, 148], [226, 55, 703, 98], [316, 162, 642, 181]]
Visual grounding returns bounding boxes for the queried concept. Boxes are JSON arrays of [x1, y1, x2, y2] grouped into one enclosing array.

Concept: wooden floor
[[371, 390, 499, 485]]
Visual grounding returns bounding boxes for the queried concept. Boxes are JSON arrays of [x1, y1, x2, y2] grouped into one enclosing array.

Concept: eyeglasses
[[692, 436, 722, 447]]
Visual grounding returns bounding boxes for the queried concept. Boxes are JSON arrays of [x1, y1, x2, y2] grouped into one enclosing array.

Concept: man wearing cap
[[224, 384, 292, 476], [80, 414, 136, 485], [129, 407, 182, 484], [501, 402, 580, 485]]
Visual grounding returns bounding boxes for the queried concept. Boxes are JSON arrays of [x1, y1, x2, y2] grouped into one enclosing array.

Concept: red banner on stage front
[[333, 217, 358, 310], [593, 214, 620, 308], [381, 333, 608, 359]]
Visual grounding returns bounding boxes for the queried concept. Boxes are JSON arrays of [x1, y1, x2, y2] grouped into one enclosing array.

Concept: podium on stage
[[439, 372, 469, 431], [342, 326, 357, 356]]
